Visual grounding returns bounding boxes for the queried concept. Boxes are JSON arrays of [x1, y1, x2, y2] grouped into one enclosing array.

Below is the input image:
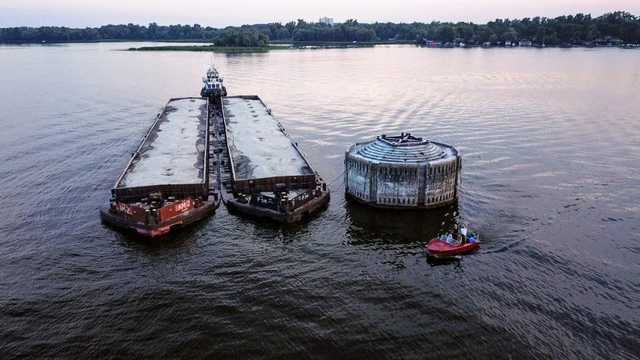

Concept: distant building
[[319, 17, 334, 26], [595, 37, 623, 47], [519, 40, 533, 47], [422, 39, 442, 48]]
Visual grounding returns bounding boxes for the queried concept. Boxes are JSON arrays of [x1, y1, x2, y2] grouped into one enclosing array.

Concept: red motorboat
[[426, 237, 480, 257]]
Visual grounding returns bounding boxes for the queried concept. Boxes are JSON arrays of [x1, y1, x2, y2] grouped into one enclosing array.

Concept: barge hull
[[226, 191, 330, 223], [100, 200, 217, 237]]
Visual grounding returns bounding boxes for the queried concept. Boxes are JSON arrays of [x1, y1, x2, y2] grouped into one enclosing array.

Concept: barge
[[101, 97, 220, 237], [212, 95, 329, 223]]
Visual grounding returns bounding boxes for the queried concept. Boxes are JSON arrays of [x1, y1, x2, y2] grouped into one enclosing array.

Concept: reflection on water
[[0, 43, 639, 359], [346, 199, 459, 245]]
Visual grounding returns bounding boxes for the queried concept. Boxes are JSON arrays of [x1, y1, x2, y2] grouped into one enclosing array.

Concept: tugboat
[[201, 65, 227, 98]]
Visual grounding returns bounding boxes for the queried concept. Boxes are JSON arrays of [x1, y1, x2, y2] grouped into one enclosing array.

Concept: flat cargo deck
[[223, 96, 313, 182], [118, 98, 208, 189]]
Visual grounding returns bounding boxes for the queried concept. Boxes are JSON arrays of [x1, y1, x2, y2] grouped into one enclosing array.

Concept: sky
[[0, 0, 638, 27]]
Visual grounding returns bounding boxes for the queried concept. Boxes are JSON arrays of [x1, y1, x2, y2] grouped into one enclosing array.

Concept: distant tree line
[[215, 28, 269, 47], [0, 23, 220, 43], [1, 12, 639, 45]]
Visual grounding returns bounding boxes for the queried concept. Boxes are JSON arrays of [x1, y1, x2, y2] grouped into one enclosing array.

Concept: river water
[[1, 43, 639, 359]]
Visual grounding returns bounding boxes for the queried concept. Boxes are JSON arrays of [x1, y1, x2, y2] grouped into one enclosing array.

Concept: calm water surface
[[1, 43, 639, 359]]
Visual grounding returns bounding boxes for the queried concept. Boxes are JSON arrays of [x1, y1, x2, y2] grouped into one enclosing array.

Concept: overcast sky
[[1, 0, 638, 27]]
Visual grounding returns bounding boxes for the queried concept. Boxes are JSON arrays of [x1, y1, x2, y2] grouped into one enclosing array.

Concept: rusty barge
[[210, 95, 329, 223], [102, 65, 328, 237], [101, 97, 220, 237]]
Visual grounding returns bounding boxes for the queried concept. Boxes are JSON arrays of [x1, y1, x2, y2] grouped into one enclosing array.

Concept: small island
[[128, 28, 280, 53], [127, 44, 286, 53], [126, 26, 382, 52]]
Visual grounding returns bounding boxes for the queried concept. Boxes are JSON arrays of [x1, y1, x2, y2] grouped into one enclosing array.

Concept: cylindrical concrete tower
[[345, 133, 461, 209]]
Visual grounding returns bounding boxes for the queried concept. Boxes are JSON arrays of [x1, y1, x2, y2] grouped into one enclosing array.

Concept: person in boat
[[444, 225, 462, 246], [459, 225, 469, 243], [446, 225, 471, 246], [467, 230, 478, 244], [446, 233, 456, 244]]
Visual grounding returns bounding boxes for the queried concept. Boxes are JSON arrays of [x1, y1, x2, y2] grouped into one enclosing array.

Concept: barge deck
[[211, 96, 329, 223], [101, 97, 220, 237]]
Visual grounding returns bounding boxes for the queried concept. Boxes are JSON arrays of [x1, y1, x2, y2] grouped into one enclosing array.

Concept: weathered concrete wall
[[345, 158, 371, 202], [375, 165, 419, 206], [423, 157, 460, 206]]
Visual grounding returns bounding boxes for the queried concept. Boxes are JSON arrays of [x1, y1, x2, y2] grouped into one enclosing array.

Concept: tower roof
[[353, 133, 456, 164]]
